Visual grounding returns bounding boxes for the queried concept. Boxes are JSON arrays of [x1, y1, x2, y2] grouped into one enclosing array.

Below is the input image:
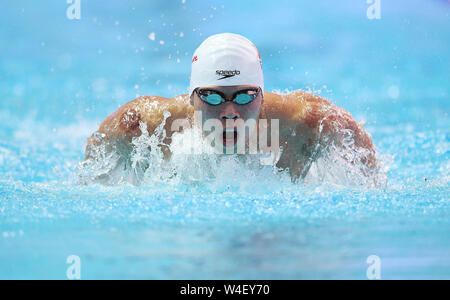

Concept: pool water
[[0, 0, 449, 279]]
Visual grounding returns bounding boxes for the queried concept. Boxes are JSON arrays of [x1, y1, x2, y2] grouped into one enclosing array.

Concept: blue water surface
[[0, 0, 449, 279]]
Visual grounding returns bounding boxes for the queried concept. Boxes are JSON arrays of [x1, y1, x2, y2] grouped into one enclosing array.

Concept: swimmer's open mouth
[[223, 128, 238, 147]]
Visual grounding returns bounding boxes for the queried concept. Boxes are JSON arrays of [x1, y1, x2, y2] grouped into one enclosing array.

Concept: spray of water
[[77, 105, 387, 189]]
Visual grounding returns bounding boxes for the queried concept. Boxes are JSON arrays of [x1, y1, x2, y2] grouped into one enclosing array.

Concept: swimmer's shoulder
[[121, 94, 193, 121], [261, 90, 325, 124], [97, 95, 169, 133], [86, 94, 194, 158], [96, 94, 193, 137]]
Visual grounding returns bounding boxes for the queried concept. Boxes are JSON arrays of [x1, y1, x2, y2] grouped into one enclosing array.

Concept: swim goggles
[[195, 87, 261, 105]]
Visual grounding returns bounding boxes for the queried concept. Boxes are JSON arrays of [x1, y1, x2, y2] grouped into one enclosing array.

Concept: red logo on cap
[[192, 56, 198, 63]]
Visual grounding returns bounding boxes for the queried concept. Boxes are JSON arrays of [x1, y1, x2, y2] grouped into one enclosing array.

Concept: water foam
[[77, 108, 386, 189]]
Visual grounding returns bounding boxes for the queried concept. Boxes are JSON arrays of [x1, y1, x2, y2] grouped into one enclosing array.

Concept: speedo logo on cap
[[216, 70, 240, 80]]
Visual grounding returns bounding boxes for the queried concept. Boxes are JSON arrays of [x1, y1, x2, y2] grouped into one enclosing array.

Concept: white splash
[[77, 108, 386, 189]]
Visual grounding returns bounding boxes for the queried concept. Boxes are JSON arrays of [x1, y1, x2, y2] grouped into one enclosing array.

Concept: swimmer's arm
[[303, 93, 377, 167], [85, 96, 160, 160], [84, 95, 193, 160], [263, 91, 377, 181]]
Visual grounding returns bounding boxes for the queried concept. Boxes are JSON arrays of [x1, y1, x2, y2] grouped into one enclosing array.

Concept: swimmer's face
[[190, 85, 264, 149]]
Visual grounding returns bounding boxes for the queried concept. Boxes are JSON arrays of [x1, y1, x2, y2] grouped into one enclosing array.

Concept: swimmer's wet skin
[[85, 33, 377, 182]]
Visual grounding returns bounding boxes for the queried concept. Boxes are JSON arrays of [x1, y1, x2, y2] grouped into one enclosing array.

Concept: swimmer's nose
[[219, 103, 241, 121]]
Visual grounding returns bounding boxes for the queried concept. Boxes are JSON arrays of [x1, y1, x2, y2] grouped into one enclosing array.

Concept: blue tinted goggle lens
[[234, 93, 254, 105], [203, 93, 223, 105]]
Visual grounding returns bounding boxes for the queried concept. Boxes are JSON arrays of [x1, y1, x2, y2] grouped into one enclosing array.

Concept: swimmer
[[85, 33, 377, 182]]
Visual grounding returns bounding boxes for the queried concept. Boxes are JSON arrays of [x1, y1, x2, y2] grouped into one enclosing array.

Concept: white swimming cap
[[189, 33, 264, 96]]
